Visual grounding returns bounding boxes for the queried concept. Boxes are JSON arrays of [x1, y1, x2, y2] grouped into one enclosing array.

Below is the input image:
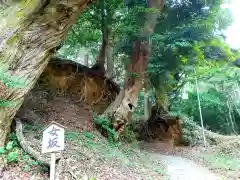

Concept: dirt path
[[14, 88, 229, 180], [139, 142, 225, 180], [158, 154, 224, 180]]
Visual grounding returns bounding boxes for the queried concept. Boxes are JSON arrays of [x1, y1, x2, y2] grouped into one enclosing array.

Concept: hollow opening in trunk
[[128, 103, 134, 110]]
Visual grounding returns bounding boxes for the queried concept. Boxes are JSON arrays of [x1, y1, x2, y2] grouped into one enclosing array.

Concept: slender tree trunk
[[226, 100, 236, 134], [96, 32, 108, 71], [95, 0, 108, 72], [0, 0, 91, 146], [155, 85, 169, 113], [84, 53, 89, 67], [144, 87, 151, 121], [106, 35, 114, 78], [104, 0, 164, 134]]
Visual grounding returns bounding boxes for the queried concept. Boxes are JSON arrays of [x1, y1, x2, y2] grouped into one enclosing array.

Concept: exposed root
[[15, 118, 88, 179], [38, 57, 120, 115], [138, 107, 182, 145], [15, 118, 61, 166]]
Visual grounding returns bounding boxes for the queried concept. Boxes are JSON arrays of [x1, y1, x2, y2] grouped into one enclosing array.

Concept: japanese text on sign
[[41, 123, 64, 154]]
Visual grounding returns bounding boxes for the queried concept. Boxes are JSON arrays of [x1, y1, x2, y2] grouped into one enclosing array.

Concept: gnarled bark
[[112, 40, 150, 133], [0, 0, 91, 146], [104, 0, 165, 134]]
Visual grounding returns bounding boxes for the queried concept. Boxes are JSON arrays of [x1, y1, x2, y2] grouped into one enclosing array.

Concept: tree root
[[137, 108, 182, 145], [15, 118, 61, 166], [15, 118, 82, 178]]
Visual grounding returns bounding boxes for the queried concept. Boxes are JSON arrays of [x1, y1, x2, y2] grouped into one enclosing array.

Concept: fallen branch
[[15, 118, 61, 166]]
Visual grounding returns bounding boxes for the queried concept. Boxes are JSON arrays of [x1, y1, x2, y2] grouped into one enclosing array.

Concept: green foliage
[[173, 114, 203, 146], [65, 128, 166, 178], [172, 82, 240, 135], [56, 0, 238, 143], [121, 125, 138, 143], [93, 113, 140, 143], [146, 0, 234, 96], [0, 133, 20, 164], [0, 133, 45, 173], [58, 0, 236, 105], [93, 114, 119, 141], [60, 0, 124, 61], [22, 154, 41, 172], [204, 152, 240, 171]]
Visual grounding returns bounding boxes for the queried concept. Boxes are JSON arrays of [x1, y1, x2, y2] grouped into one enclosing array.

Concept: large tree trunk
[[104, 0, 164, 134], [0, 0, 91, 146], [112, 40, 150, 133]]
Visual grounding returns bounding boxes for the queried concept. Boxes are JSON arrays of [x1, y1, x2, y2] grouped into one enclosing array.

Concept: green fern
[[93, 115, 119, 141]]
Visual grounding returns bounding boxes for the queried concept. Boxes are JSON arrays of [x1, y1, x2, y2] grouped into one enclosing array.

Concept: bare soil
[[1, 87, 239, 180], [1, 88, 168, 180]]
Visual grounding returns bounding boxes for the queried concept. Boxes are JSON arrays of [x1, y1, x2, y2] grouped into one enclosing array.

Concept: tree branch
[[15, 118, 61, 167]]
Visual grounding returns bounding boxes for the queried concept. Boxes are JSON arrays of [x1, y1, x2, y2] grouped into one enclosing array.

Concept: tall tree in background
[[61, 0, 123, 77], [89, 0, 114, 72], [147, 0, 231, 113], [0, 0, 92, 146], [55, 0, 236, 135]]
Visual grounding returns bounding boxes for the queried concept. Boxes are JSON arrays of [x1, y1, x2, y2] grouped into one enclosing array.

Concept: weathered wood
[[0, 0, 92, 146], [50, 153, 56, 180], [105, 0, 165, 134]]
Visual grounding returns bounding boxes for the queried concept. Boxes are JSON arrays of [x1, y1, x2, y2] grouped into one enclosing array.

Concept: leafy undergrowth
[[178, 116, 240, 179], [153, 115, 240, 180], [203, 144, 240, 180], [1, 123, 168, 180], [203, 152, 240, 171], [0, 133, 49, 179]]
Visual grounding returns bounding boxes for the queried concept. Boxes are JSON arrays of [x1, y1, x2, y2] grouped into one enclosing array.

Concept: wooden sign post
[[41, 122, 65, 180]]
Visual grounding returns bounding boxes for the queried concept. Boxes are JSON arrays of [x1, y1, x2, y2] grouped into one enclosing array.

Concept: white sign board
[[41, 122, 65, 154]]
